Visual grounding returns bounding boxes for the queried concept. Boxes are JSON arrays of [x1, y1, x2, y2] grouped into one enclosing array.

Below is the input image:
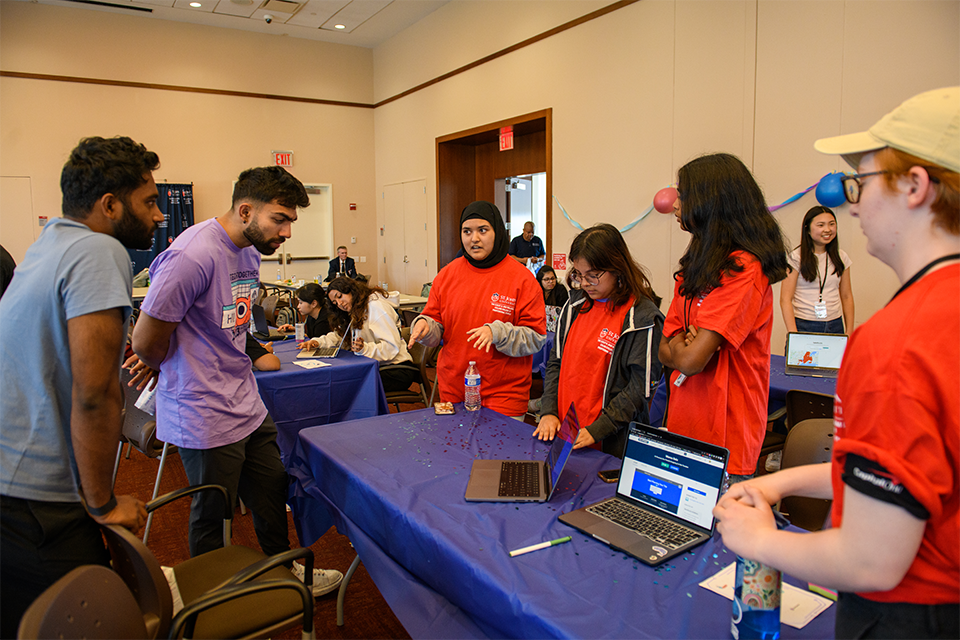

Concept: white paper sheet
[[293, 359, 331, 369], [699, 562, 833, 629]]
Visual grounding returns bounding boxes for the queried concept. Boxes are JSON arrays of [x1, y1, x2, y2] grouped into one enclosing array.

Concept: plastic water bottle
[[276, 268, 281, 282], [464, 361, 481, 411], [732, 555, 781, 639]]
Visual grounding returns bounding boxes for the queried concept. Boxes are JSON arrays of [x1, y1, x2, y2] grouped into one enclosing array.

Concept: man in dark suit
[[325, 245, 357, 282]]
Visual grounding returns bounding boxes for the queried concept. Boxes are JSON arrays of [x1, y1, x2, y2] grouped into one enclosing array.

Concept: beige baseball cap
[[814, 86, 960, 173]]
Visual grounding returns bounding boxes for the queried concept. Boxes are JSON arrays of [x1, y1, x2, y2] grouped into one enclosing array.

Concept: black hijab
[[459, 201, 510, 269]]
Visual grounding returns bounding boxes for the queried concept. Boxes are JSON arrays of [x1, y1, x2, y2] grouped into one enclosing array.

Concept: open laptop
[[465, 405, 581, 503], [785, 331, 848, 378], [251, 303, 288, 341], [295, 320, 351, 359], [559, 423, 728, 565]]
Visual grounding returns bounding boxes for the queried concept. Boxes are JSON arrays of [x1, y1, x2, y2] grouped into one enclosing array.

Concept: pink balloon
[[653, 187, 678, 214]]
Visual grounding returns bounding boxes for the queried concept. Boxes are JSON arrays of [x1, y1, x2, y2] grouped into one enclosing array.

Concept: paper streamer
[[554, 175, 832, 233]]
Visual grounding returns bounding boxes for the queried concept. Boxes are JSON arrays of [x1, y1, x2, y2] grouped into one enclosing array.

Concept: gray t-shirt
[[0, 218, 132, 502]]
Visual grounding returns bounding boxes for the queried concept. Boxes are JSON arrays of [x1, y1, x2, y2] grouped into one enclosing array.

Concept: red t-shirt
[[558, 299, 633, 439], [663, 252, 773, 475], [420, 256, 546, 416], [831, 265, 959, 604]]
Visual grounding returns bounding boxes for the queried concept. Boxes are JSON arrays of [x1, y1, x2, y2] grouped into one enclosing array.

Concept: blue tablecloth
[[288, 407, 834, 639], [769, 354, 837, 407], [255, 340, 388, 463], [531, 331, 555, 376]]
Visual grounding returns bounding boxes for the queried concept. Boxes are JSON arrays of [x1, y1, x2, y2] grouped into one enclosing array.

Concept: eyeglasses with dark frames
[[569, 270, 606, 286], [840, 171, 889, 204]]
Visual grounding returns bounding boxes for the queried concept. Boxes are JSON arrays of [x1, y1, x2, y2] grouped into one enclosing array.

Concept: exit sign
[[499, 126, 513, 151], [273, 151, 293, 167]]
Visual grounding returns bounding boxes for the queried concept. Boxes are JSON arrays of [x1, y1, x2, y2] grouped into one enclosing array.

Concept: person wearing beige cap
[[714, 87, 959, 639]]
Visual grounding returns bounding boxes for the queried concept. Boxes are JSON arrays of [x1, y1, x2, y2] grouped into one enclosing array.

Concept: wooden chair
[[101, 485, 316, 639], [777, 418, 835, 531], [18, 566, 148, 639]]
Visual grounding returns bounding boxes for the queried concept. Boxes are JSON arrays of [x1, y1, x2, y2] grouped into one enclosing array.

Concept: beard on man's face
[[114, 198, 158, 250], [243, 217, 284, 255]]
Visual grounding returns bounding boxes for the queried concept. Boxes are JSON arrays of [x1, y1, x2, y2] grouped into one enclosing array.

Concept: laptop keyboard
[[499, 461, 540, 497], [310, 346, 337, 357], [587, 500, 699, 549]]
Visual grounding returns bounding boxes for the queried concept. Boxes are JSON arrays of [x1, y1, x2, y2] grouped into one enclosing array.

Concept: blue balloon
[[816, 172, 846, 208]]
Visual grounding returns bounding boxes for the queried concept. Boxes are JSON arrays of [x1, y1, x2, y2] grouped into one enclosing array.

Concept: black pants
[[0, 496, 110, 638], [837, 592, 959, 639], [179, 415, 291, 558], [380, 365, 418, 394]]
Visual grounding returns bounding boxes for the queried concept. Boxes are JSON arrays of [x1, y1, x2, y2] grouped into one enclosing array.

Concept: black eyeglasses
[[840, 171, 889, 204], [569, 270, 606, 286]]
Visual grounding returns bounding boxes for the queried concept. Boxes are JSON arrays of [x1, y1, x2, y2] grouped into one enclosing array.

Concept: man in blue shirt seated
[[508, 221, 546, 266]]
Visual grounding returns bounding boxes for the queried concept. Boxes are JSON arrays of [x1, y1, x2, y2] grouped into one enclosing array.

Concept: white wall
[[0, 3, 378, 273], [372, 0, 960, 353]]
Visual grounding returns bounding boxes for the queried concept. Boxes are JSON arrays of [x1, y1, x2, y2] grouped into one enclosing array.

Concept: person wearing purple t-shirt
[[132, 166, 343, 596]]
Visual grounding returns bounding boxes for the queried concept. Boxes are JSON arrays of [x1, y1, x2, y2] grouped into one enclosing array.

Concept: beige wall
[[3, 1, 959, 353], [0, 3, 378, 277], [372, 0, 960, 353]]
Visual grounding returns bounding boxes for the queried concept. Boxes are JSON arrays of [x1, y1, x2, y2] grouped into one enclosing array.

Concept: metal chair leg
[[142, 442, 170, 545], [336, 554, 362, 626]]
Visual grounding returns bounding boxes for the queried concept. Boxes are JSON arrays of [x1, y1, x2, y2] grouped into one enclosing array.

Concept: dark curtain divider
[[128, 183, 194, 276]]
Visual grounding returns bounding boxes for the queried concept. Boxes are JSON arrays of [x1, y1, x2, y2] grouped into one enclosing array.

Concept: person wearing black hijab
[[409, 201, 546, 418]]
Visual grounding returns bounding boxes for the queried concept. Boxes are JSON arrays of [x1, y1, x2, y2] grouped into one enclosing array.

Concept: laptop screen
[[786, 332, 847, 371], [546, 405, 581, 492], [616, 425, 727, 531], [251, 304, 269, 334]]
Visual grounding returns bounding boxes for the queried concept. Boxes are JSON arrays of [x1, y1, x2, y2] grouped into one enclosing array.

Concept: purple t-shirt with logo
[[142, 219, 266, 449]]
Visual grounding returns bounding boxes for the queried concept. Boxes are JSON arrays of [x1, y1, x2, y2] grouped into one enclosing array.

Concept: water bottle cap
[[469, 361, 476, 365]]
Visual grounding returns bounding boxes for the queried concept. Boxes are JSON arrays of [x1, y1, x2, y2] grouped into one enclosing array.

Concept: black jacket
[[541, 289, 664, 458], [326, 256, 357, 282]]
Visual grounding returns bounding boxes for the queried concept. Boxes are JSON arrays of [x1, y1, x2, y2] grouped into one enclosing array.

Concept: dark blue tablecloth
[[255, 340, 388, 463], [531, 331, 555, 376], [288, 407, 834, 639]]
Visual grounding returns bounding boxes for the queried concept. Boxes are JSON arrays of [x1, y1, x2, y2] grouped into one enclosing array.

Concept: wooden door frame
[[436, 109, 552, 269]]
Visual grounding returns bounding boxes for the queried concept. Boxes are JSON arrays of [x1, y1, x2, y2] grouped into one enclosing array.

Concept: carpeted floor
[[114, 422, 412, 639], [113, 371, 544, 639]]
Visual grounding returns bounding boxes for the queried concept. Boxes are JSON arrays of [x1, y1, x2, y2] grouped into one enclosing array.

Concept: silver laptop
[[785, 331, 847, 378], [251, 303, 287, 341], [295, 320, 351, 359], [559, 423, 728, 565], [465, 405, 581, 503]]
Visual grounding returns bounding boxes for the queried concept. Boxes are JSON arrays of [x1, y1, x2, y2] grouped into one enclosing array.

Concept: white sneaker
[[764, 450, 783, 473], [291, 561, 344, 597]]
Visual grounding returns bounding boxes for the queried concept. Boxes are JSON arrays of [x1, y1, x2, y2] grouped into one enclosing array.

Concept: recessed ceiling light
[[189, 2, 202, 6], [334, 24, 346, 30]]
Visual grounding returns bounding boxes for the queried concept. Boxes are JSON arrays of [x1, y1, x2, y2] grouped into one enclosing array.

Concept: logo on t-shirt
[[223, 276, 257, 333], [597, 327, 620, 354], [490, 292, 517, 316]]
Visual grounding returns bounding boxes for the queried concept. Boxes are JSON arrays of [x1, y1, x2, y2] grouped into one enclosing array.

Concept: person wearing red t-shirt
[[534, 223, 663, 457], [659, 153, 789, 480], [714, 87, 959, 639], [409, 201, 546, 417]]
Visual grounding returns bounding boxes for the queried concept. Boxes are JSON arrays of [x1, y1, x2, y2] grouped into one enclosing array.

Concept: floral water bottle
[[464, 361, 481, 411], [732, 556, 781, 639]]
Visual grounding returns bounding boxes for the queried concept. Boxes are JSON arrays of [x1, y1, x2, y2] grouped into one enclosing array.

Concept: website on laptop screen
[[787, 333, 847, 370], [617, 429, 725, 530]]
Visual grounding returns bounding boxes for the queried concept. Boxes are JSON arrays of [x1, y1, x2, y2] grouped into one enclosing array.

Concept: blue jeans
[[795, 317, 845, 334]]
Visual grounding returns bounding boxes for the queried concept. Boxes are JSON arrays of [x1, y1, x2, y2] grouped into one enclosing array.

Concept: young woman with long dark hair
[[278, 282, 331, 338], [659, 153, 789, 480], [780, 205, 854, 334], [533, 223, 663, 457], [303, 277, 415, 392], [536, 265, 569, 308]]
